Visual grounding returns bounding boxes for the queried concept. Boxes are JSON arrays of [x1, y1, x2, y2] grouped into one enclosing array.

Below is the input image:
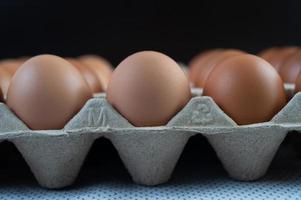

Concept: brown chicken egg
[[67, 58, 104, 93], [188, 49, 223, 86], [7, 54, 92, 130], [258, 47, 279, 61], [17, 56, 30, 63], [203, 54, 286, 125], [0, 88, 3, 102], [194, 49, 244, 88], [259, 46, 299, 71], [107, 51, 191, 127], [294, 71, 301, 93], [79, 55, 113, 90], [0, 59, 22, 75], [0, 68, 12, 100], [279, 50, 301, 83]]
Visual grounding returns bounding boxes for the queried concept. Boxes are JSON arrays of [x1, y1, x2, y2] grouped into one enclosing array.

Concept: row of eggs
[[189, 47, 301, 87], [0, 55, 113, 99], [0, 55, 113, 130], [0, 49, 299, 130], [188, 47, 301, 124]]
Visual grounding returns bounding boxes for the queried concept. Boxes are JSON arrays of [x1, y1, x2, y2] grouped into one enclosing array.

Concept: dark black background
[[0, 0, 300, 65]]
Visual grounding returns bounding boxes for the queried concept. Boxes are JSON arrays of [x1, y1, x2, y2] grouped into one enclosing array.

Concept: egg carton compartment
[[0, 85, 300, 189]]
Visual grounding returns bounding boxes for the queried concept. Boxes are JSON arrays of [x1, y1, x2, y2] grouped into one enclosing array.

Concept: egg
[[107, 51, 191, 126], [17, 56, 30, 63], [0, 86, 3, 102], [294, 72, 301, 93], [203, 54, 286, 125], [7, 54, 92, 130], [0, 68, 12, 100], [0, 59, 22, 75], [16, 56, 30, 67], [194, 49, 244, 88], [79, 55, 113, 90], [279, 50, 301, 83], [188, 49, 223, 86], [258, 47, 279, 61], [67, 58, 104, 93], [259, 46, 299, 71]]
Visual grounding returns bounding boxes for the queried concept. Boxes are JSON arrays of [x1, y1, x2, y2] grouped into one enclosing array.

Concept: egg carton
[[0, 84, 299, 189]]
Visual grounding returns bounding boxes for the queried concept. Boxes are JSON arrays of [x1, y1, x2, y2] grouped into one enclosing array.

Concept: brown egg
[[258, 47, 279, 61], [7, 54, 92, 130], [194, 49, 244, 88], [259, 47, 299, 71], [0, 68, 12, 100], [66, 58, 104, 93], [279, 50, 301, 83], [107, 51, 191, 127], [0, 59, 22, 75], [188, 49, 223, 86], [79, 55, 113, 90], [294, 72, 301, 93], [203, 54, 286, 125], [17, 56, 30, 65], [0, 88, 3, 102]]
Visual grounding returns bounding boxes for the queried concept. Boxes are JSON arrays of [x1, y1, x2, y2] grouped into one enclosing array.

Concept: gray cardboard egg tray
[[0, 84, 299, 189]]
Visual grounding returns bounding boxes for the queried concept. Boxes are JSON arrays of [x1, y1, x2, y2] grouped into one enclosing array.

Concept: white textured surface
[[0, 165, 300, 200]]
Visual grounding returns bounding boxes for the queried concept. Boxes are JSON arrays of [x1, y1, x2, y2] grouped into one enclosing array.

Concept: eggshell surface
[[7, 54, 92, 130], [259, 47, 299, 71], [67, 58, 104, 93], [294, 72, 301, 93], [107, 51, 191, 127], [79, 55, 113, 90], [0, 87, 3, 102], [194, 49, 244, 88], [0, 60, 22, 75], [203, 54, 286, 125], [279, 50, 301, 83], [188, 49, 222, 86]]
